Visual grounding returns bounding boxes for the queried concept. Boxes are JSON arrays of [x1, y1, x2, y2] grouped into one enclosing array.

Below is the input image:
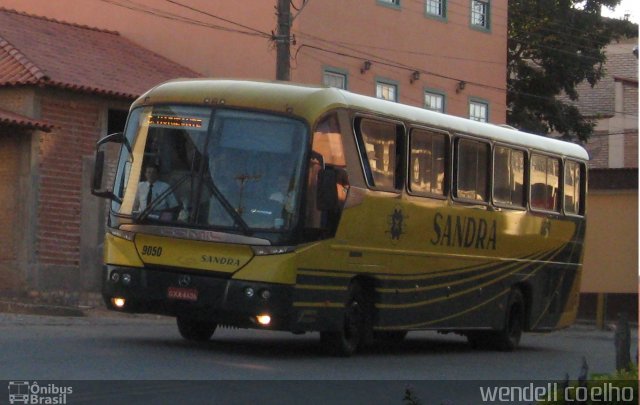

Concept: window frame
[[470, 0, 490, 31], [423, 89, 446, 113], [322, 67, 349, 90], [562, 159, 586, 217], [452, 135, 491, 205], [425, 0, 447, 19], [469, 98, 489, 123], [353, 115, 406, 193], [375, 78, 399, 102], [529, 152, 562, 214], [407, 126, 450, 199], [491, 143, 528, 211], [377, 0, 401, 9]]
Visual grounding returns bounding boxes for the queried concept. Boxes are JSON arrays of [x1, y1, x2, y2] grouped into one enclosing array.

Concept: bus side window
[[564, 160, 583, 215], [357, 119, 402, 192], [530, 154, 560, 212], [409, 129, 447, 196], [305, 114, 348, 233], [455, 138, 490, 202], [493, 146, 525, 207]]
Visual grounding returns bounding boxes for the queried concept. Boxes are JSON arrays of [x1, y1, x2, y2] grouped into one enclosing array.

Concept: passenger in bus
[[133, 164, 180, 219]]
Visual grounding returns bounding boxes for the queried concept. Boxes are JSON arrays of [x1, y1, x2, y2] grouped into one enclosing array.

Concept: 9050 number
[[141, 245, 163, 257]]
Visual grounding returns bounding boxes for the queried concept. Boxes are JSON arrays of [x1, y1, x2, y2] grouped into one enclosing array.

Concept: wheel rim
[[507, 305, 523, 344], [344, 300, 362, 347]]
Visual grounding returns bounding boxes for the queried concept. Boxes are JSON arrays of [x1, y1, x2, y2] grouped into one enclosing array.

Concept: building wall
[[581, 190, 638, 293], [2, 0, 507, 123], [0, 128, 23, 293]]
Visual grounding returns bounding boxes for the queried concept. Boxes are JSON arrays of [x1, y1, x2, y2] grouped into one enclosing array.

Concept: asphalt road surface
[[0, 311, 636, 404]]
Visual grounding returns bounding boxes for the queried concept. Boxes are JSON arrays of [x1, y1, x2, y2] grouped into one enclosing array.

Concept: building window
[[378, 0, 400, 6], [323, 69, 347, 89], [426, 0, 446, 17], [376, 80, 398, 102], [424, 91, 445, 112], [469, 100, 488, 122], [471, 0, 490, 29]]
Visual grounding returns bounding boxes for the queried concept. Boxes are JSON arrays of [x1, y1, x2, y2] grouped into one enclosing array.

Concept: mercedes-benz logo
[[178, 275, 191, 287]]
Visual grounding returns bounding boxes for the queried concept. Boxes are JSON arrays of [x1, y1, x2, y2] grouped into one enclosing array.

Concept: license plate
[[167, 287, 198, 302]]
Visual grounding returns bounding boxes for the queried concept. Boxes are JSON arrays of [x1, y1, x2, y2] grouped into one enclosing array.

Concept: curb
[[0, 300, 85, 317]]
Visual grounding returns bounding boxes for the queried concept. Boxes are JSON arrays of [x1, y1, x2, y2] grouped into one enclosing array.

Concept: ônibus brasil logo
[[8, 381, 73, 405]]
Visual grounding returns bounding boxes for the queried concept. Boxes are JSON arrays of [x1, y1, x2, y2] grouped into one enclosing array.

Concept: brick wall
[[624, 82, 638, 116], [624, 131, 638, 168], [36, 93, 103, 289], [586, 132, 609, 169], [0, 128, 24, 292]]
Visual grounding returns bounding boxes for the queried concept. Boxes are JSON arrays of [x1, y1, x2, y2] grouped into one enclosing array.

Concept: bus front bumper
[[102, 265, 295, 331]]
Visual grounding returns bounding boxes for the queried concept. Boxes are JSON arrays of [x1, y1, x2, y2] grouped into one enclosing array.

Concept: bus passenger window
[[530, 154, 560, 211], [493, 146, 525, 207], [357, 119, 400, 191], [409, 129, 447, 196], [455, 139, 489, 202], [564, 160, 582, 215]]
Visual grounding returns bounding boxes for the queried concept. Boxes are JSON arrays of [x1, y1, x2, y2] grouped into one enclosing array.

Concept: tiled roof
[[0, 8, 199, 99], [0, 107, 54, 132]]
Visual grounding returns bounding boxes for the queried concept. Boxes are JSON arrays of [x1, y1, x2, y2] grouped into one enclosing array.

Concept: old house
[[0, 8, 197, 299]]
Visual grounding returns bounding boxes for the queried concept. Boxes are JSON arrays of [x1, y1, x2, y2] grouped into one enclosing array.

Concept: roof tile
[[0, 8, 199, 99], [0, 107, 54, 132]]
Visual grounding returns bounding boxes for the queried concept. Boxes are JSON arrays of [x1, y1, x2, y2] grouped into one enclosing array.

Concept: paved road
[[0, 311, 636, 404]]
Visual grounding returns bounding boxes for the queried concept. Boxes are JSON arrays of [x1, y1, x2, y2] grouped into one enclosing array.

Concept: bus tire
[[320, 282, 369, 357], [176, 316, 217, 342], [494, 289, 525, 351]]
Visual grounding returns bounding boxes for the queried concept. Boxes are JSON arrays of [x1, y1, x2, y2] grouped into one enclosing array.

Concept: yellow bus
[[92, 79, 587, 356]]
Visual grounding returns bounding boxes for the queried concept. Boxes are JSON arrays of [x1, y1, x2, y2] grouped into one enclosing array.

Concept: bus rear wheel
[[176, 316, 217, 342], [320, 282, 370, 357], [494, 289, 525, 351], [467, 289, 524, 351]]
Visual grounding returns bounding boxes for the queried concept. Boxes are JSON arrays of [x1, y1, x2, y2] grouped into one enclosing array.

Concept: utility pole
[[276, 0, 291, 81]]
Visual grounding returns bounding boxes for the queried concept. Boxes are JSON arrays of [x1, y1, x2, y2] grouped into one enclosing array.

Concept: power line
[[95, 0, 271, 38], [164, 0, 272, 38]]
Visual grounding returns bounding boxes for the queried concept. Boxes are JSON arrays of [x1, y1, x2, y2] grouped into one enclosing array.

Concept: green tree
[[507, 0, 637, 142]]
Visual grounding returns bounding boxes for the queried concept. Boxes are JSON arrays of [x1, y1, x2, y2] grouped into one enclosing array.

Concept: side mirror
[[91, 132, 124, 202], [316, 167, 339, 211]]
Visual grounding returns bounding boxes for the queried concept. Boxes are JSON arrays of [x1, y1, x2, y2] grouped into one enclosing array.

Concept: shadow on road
[[110, 331, 550, 359]]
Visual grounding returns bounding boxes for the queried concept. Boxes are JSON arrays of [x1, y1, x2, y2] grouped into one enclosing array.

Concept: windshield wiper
[[136, 174, 190, 222], [205, 179, 252, 236]]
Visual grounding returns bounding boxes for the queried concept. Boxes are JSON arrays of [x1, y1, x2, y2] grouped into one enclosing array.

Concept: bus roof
[[135, 79, 589, 161]]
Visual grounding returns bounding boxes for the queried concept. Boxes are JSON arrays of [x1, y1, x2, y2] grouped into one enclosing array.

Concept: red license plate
[[167, 287, 198, 302]]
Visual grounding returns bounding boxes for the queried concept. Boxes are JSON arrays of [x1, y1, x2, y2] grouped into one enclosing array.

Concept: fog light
[[121, 273, 131, 285], [111, 297, 126, 309], [256, 314, 271, 326], [244, 287, 255, 298], [110, 272, 120, 283], [260, 289, 271, 300]]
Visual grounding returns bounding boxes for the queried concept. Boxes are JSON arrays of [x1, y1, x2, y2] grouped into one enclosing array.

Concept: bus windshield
[[111, 106, 308, 236]]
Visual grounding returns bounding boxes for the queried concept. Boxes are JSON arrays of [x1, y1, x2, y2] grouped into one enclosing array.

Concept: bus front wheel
[[320, 282, 370, 357], [176, 316, 217, 342]]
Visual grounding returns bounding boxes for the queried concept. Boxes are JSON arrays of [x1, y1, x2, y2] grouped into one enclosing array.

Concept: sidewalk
[[0, 291, 104, 317]]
